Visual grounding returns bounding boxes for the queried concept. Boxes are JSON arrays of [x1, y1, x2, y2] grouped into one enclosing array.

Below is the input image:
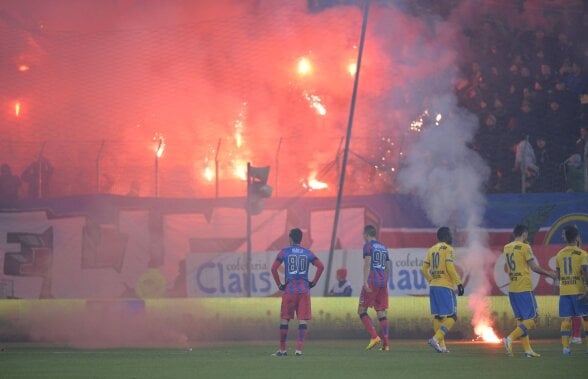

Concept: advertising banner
[[0, 194, 586, 298]]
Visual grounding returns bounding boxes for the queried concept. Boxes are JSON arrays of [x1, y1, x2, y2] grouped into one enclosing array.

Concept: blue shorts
[[429, 286, 457, 317], [508, 291, 538, 320], [559, 294, 588, 318]]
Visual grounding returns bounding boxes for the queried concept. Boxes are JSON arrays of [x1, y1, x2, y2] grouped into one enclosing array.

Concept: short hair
[[364, 225, 377, 237], [289, 228, 303, 244], [513, 224, 528, 237], [437, 227, 452, 243], [563, 225, 579, 243]]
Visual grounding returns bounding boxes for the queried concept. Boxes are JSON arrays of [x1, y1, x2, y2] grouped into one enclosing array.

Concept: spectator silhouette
[[21, 156, 53, 199], [514, 137, 539, 191], [0, 163, 21, 205], [533, 136, 560, 192]]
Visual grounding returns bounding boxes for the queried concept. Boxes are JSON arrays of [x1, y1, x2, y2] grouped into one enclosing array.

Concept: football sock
[[279, 324, 288, 351], [360, 313, 378, 339], [433, 317, 455, 342], [560, 320, 571, 348], [296, 323, 308, 351], [433, 319, 446, 348], [378, 316, 389, 346], [509, 319, 534, 341], [521, 336, 532, 352]]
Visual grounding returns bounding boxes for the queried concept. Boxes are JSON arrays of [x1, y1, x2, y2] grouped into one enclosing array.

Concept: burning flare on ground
[[469, 290, 501, 343], [473, 320, 501, 343], [15, 101, 21, 117]]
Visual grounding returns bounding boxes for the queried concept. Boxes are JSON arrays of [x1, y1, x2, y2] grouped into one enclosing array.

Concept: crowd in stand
[[458, 13, 588, 193]]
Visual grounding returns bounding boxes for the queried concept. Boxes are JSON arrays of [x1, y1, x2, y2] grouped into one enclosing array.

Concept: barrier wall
[[1, 193, 587, 299], [0, 296, 561, 345]]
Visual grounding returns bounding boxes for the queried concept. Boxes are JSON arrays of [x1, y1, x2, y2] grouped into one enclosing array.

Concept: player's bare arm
[[528, 259, 557, 279]]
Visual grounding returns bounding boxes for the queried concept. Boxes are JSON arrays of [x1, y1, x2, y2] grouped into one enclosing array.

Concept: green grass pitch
[[1, 339, 587, 379]]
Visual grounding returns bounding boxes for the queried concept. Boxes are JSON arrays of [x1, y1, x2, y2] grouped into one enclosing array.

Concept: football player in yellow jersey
[[422, 227, 464, 353], [555, 225, 588, 356], [502, 224, 557, 358]]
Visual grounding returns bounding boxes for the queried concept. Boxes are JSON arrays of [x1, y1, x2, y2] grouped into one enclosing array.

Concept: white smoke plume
[[395, 0, 582, 340]]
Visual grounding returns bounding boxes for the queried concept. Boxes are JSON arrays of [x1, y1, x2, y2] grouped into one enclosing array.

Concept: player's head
[[562, 225, 579, 244], [363, 225, 377, 241], [436, 227, 452, 245], [336, 268, 347, 281], [513, 224, 528, 239], [289, 228, 303, 244]]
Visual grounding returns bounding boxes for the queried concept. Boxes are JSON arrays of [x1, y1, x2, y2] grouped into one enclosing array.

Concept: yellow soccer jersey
[[422, 242, 462, 289], [503, 241, 535, 292], [555, 246, 588, 296]]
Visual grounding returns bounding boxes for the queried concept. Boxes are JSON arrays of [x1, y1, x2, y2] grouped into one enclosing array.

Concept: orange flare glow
[[18, 65, 30, 72], [203, 166, 214, 182], [153, 133, 166, 158], [474, 322, 501, 343], [235, 132, 243, 148], [297, 57, 312, 76], [306, 171, 328, 190], [15, 101, 21, 117], [303, 91, 327, 116], [347, 62, 357, 76], [233, 160, 247, 181]]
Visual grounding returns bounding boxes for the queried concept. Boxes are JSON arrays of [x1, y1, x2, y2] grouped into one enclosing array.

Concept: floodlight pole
[[37, 142, 46, 199], [155, 155, 160, 197], [96, 140, 104, 193], [155, 139, 163, 197], [324, 0, 371, 296]]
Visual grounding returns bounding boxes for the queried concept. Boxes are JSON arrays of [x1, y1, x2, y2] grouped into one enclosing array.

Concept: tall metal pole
[[215, 138, 222, 198], [324, 0, 371, 296], [246, 162, 252, 297], [37, 142, 46, 199], [96, 140, 105, 193], [155, 155, 159, 197]]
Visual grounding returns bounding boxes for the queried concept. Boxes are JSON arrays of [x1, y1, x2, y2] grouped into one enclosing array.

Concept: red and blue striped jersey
[[276, 245, 318, 295], [363, 240, 390, 288]]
